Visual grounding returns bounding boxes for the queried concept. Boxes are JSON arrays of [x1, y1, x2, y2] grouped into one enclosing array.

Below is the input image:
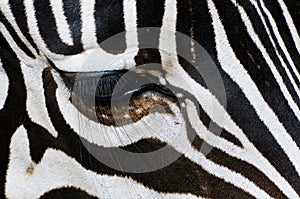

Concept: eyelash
[[66, 70, 175, 101]]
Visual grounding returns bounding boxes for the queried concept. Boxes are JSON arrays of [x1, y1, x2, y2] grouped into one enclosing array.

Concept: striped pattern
[[0, 0, 299, 198]]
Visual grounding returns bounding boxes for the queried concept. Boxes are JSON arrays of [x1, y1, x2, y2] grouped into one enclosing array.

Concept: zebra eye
[[60, 70, 177, 126]]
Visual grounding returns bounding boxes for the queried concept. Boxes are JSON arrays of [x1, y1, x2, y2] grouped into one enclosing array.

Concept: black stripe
[[34, 0, 83, 55], [136, 0, 164, 45], [135, 0, 165, 66], [136, 0, 165, 28], [283, 0, 300, 36], [121, 138, 167, 153], [176, 0, 221, 93], [95, 0, 126, 54], [62, 0, 83, 49], [39, 187, 98, 199]]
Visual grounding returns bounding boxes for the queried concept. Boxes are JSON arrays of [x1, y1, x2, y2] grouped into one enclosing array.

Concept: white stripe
[[207, 0, 300, 178], [6, 126, 201, 199], [123, 0, 138, 48], [80, 0, 98, 49], [49, 0, 74, 46], [258, 0, 300, 87], [278, 0, 300, 53], [21, 63, 58, 137], [0, 59, 9, 110], [48, 47, 138, 72], [160, 0, 177, 54], [232, 1, 300, 121], [123, 0, 139, 69], [0, 1, 38, 57]]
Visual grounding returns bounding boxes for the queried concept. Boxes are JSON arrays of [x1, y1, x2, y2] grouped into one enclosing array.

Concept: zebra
[[0, 0, 299, 198]]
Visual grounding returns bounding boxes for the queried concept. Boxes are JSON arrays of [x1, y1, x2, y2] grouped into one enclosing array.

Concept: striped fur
[[0, 0, 299, 198]]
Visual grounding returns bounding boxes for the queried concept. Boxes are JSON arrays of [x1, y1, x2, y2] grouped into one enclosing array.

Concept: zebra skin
[[0, 0, 299, 198]]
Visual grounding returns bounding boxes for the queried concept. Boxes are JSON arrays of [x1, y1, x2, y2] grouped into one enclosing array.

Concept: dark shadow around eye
[[55, 67, 178, 126]]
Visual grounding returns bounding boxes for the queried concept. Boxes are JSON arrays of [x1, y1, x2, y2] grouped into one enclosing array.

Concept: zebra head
[[0, 0, 300, 198]]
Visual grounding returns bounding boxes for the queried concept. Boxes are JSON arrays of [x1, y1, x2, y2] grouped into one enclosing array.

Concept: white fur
[[21, 62, 58, 137], [123, 0, 138, 48], [123, 0, 139, 69], [80, 0, 97, 49], [160, 0, 177, 54]]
